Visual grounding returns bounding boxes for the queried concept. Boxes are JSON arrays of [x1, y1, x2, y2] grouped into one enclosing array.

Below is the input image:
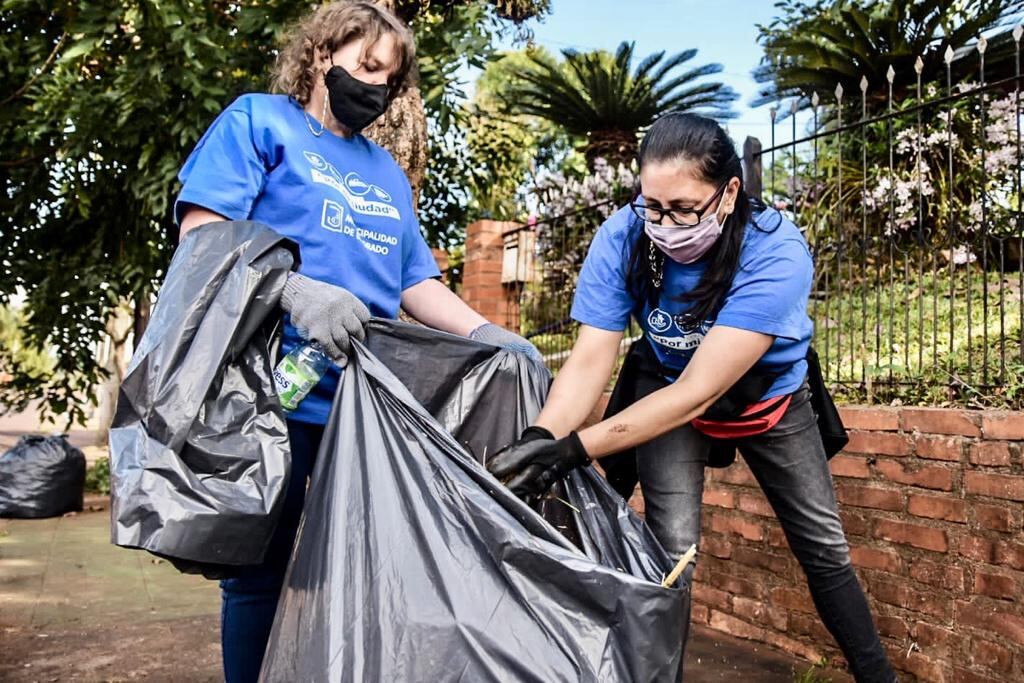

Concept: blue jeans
[[220, 420, 323, 683], [637, 385, 896, 683]]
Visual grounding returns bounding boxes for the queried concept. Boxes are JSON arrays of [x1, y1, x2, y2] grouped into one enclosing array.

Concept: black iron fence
[[748, 32, 1024, 408], [501, 32, 1024, 409]]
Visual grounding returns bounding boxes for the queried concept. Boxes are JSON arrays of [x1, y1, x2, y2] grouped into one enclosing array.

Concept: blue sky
[[498, 0, 802, 147]]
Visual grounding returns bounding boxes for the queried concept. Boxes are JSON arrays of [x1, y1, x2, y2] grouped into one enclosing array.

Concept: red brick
[[874, 519, 948, 552], [909, 559, 965, 591], [839, 407, 900, 431], [830, 455, 871, 479], [969, 442, 1012, 467], [737, 493, 775, 518], [691, 602, 710, 624], [762, 631, 823, 664], [710, 514, 764, 542], [876, 614, 909, 639], [870, 579, 951, 620], [972, 570, 1017, 600], [965, 472, 1024, 501], [732, 546, 791, 574], [839, 510, 870, 537], [915, 435, 964, 461], [709, 465, 758, 487], [981, 411, 1024, 440], [900, 651, 951, 682], [700, 536, 733, 559], [995, 540, 1024, 570], [770, 586, 816, 613], [693, 583, 732, 611], [788, 611, 832, 641], [836, 483, 904, 511], [850, 545, 903, 573], [767, 526, 789, 549], [957, 600, 1024, 646], [709, 571, 765, 600], [709, 610, 765, 641], [702, 487, 735, 508], [913, 622, 957, 650], [875, 459, 954, 491], [845, 430, 912, 456], [902, 408, 982, 436], [953, 668, 1003, 683], [908, 493, 967, 523], [968, 639, 1014, 674], [732, 596, 788, 631], [959, 536, 997, 563], [973, 503, 1019, 533]]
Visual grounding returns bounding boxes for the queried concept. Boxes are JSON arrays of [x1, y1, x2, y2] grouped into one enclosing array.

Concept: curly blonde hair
[[271, 1, 415, 106]]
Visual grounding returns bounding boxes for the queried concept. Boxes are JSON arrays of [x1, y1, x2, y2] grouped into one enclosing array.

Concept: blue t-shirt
[[570, 205, 814, 400], [175, 93, 440, 423]]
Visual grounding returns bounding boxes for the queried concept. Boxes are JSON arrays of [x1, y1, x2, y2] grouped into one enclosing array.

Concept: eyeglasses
[[629, 182, 728, 227]]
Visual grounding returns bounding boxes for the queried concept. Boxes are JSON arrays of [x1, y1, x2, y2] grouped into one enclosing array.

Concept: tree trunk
[[363, 82, 429, 204], [584, 129, 639, 170], [363, 0, 428, 204], [94, 302, 134, 446]]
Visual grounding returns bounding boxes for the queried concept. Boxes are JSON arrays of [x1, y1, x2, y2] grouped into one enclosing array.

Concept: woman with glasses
[[487, 112, 896, 682]]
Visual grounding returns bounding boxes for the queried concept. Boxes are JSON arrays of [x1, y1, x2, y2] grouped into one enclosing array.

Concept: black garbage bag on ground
[[0, 435, 86, 518], [261, 319, 688, 682], [109, 221, 296, 577]]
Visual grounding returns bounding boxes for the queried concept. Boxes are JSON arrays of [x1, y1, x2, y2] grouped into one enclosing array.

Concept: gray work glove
[[470, 323, 544, 364], [279, 272, 370, 363]]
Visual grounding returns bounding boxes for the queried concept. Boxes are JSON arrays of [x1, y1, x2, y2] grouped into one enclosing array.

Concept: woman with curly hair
[[175, 2, 540, 680]]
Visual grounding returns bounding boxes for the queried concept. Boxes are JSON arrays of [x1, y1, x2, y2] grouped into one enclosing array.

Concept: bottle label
[[274, 353, 320, 411]]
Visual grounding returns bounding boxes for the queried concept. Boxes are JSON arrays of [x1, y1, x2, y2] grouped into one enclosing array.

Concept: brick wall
[[624, 406, 1023, 682], [460, 220, 518, 326]]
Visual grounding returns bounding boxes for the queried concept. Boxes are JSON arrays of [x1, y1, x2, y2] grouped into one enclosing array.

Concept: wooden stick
[[661, 544, 698, 588]]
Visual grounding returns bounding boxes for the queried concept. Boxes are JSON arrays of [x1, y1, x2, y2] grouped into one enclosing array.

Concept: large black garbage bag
[[0, 435, 86, 518], [109, 221, 296, 576], [261, 320, 688, 682]]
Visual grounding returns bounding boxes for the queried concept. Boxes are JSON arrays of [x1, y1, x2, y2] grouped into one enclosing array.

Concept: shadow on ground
[[1, 499, 845, 682]]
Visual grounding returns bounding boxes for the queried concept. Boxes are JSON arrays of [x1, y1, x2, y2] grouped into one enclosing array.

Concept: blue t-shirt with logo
[[570, 205, 814, 400], [175, 93, 440, 424]]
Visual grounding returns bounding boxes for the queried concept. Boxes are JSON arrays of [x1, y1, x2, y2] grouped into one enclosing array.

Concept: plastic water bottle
[[273, 341, 332, 411]]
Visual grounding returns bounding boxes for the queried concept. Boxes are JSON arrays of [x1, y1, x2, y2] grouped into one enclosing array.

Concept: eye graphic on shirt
[[303, 151, 329, 171], [647, 308, 672, 333], [673, 314, 714, 336], [345, 171, 393, 203]]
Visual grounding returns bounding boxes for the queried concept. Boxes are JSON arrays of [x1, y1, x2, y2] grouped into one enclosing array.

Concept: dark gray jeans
[[637, 385, 897, 683]]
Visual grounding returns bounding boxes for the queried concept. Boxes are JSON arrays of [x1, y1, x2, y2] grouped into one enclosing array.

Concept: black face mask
[[324, 65, 390, 132]]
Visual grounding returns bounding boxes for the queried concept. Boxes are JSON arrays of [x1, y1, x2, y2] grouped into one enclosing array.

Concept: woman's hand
[[280, 273, 370, 363], [487, 427, 591, 500]]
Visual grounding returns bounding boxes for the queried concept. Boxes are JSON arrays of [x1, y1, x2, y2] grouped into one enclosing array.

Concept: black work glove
[[488, 428, 590, 501]]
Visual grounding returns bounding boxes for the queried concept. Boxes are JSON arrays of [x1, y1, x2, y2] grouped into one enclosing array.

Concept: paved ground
[[0, 499, 842, 682]]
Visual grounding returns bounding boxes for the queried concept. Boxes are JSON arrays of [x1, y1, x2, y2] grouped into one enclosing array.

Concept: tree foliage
[[754, 0, 1024, 112], [0, 0, 546, 425], [501, 41, 738, 167]]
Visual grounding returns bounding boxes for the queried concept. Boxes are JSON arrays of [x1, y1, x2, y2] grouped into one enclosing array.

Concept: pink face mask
[[644, 193, 726, 264]]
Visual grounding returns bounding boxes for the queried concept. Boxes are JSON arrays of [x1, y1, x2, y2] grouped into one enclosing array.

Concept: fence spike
[[887, 65, 895, 83], [914, 56, 924, 74], [978, 35, 988, 55], [945, 45, 955, 64], [770, 105, 778, 122], [1014, 25, 1023, 43], [790, 98, 799, 114], [835, 82, 844, 101], [811, 91, 819, 107], [860, 75, 868, 92]]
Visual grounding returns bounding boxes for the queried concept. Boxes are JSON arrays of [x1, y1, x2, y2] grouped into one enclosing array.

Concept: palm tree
[[502, 41, 738, 168], [754, 0, 1024, 112]]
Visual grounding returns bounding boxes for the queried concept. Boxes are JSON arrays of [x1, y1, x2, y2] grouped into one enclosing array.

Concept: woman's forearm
[[401, 278, 488, 336], [533, 327, 623, 438]]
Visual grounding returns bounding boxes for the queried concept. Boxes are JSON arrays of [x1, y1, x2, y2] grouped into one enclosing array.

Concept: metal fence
[[500, 33, 1024, 409], [748, 32, 1024, 408]]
